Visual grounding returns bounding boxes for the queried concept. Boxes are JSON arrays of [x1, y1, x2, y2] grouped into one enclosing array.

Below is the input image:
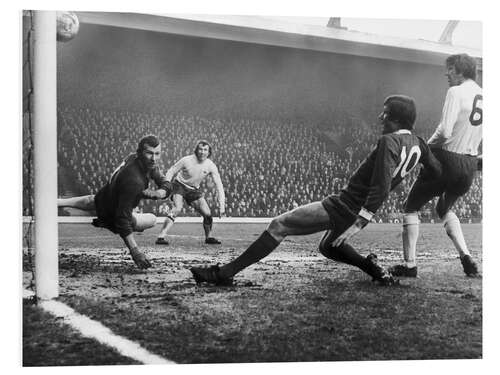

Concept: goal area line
[[23, 289, 175, 365]]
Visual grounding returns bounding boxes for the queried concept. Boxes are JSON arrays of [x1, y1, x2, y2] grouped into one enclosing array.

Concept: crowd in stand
[[34, 106, 482, 222]]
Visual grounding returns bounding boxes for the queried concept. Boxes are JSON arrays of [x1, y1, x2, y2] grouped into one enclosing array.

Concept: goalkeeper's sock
[[220, 230, 280, 278]]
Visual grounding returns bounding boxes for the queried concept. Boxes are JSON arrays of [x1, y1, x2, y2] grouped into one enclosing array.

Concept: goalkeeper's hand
[[129, 247, 152, 269], [142, 188, 166, 200]]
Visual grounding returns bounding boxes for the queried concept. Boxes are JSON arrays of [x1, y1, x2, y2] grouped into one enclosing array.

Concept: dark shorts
[[93, 189, 138, 235], [92, 189, 116, 233], [91, 212, 141, 235], [321, 195, 358, 241], [171, 180, 203, 205], [405, 148, 477, 212]]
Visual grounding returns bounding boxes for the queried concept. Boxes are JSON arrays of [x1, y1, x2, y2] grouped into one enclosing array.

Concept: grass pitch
[[23, 222, 482, 364]]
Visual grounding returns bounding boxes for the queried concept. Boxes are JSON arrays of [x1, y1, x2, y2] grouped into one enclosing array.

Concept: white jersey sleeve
[[209, 163, 225, 210], [165, 156, 187, 182], [428, 79, 482, 155]]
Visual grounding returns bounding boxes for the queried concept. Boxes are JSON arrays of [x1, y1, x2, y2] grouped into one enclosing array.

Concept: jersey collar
[[393, 129, 411, 135]]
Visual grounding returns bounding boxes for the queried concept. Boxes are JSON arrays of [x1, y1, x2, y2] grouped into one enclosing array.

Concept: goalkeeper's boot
[[460, 255, 480, 277], [205, 237, 222, 244], [364, 253, 399, 286], [387, 264, 418, 277], [190, 264, 233, 286], [155, 237, 170, 245]]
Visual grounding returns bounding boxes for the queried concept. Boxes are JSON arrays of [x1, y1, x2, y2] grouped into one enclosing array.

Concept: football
[[56, 11, 79, 42]]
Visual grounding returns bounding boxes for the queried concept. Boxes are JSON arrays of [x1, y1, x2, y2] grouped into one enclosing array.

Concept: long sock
[[323, 242, 366, 268], [219, 230, 280, 278], [324, 242, 390, 278], [443, 211, 470, 257], [203, 223, 212, 238], [402, 213, 419, 268]]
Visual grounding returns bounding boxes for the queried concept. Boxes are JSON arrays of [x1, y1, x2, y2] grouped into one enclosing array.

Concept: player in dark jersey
[[58, 135, 172, 269], [190, 95, 442, 286]]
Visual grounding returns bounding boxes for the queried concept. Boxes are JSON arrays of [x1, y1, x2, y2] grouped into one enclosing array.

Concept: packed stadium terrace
[[32, 106, 481, 223]]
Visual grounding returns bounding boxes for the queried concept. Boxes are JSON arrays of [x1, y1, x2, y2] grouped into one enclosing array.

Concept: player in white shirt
[[389, 53, 482, 277], [155, 140, 226, 245]]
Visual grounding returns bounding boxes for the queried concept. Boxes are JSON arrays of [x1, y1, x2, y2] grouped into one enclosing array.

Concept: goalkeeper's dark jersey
[[339, 130, 441, 215], [94, 154, 169, 238]]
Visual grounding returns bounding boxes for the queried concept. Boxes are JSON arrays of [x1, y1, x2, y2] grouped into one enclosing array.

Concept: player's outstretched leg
[[191, 230, 279, 285], [190, 202, 330, 285], [319, 231, 398, 285], [190, 264, 234, 285], [388, 212, 419, 277], [57, 195, 95, 210]]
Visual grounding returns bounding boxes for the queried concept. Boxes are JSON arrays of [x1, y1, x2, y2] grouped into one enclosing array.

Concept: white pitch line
[[165, 234, 253, 242], [23, 289, 175, 365]]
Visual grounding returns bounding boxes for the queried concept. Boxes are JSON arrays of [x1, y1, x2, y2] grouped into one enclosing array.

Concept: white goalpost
[[32, 10, 58, 300]]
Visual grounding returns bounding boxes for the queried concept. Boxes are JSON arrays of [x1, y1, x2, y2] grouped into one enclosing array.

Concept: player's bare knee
[[133, 213, 157, 231], [267, 217, 287, 239]]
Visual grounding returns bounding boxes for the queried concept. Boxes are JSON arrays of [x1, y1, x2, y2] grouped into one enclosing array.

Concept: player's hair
[[446, 53, 477, 80], [137, 135, 160, 154], [193, 140, 212, 158], [383, 95, 417, 130]]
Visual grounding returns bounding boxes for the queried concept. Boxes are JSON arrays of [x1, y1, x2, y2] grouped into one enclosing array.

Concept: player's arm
[[210, 163, 226, 216], [333, 138, 396, 246], [143, 158, 184, 199], [143, 167, 172, 200], [164, 157, 185, 181], [363, 136, 398, 216], [114, 183, 151, 269], [428, 88, 461, 146]]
